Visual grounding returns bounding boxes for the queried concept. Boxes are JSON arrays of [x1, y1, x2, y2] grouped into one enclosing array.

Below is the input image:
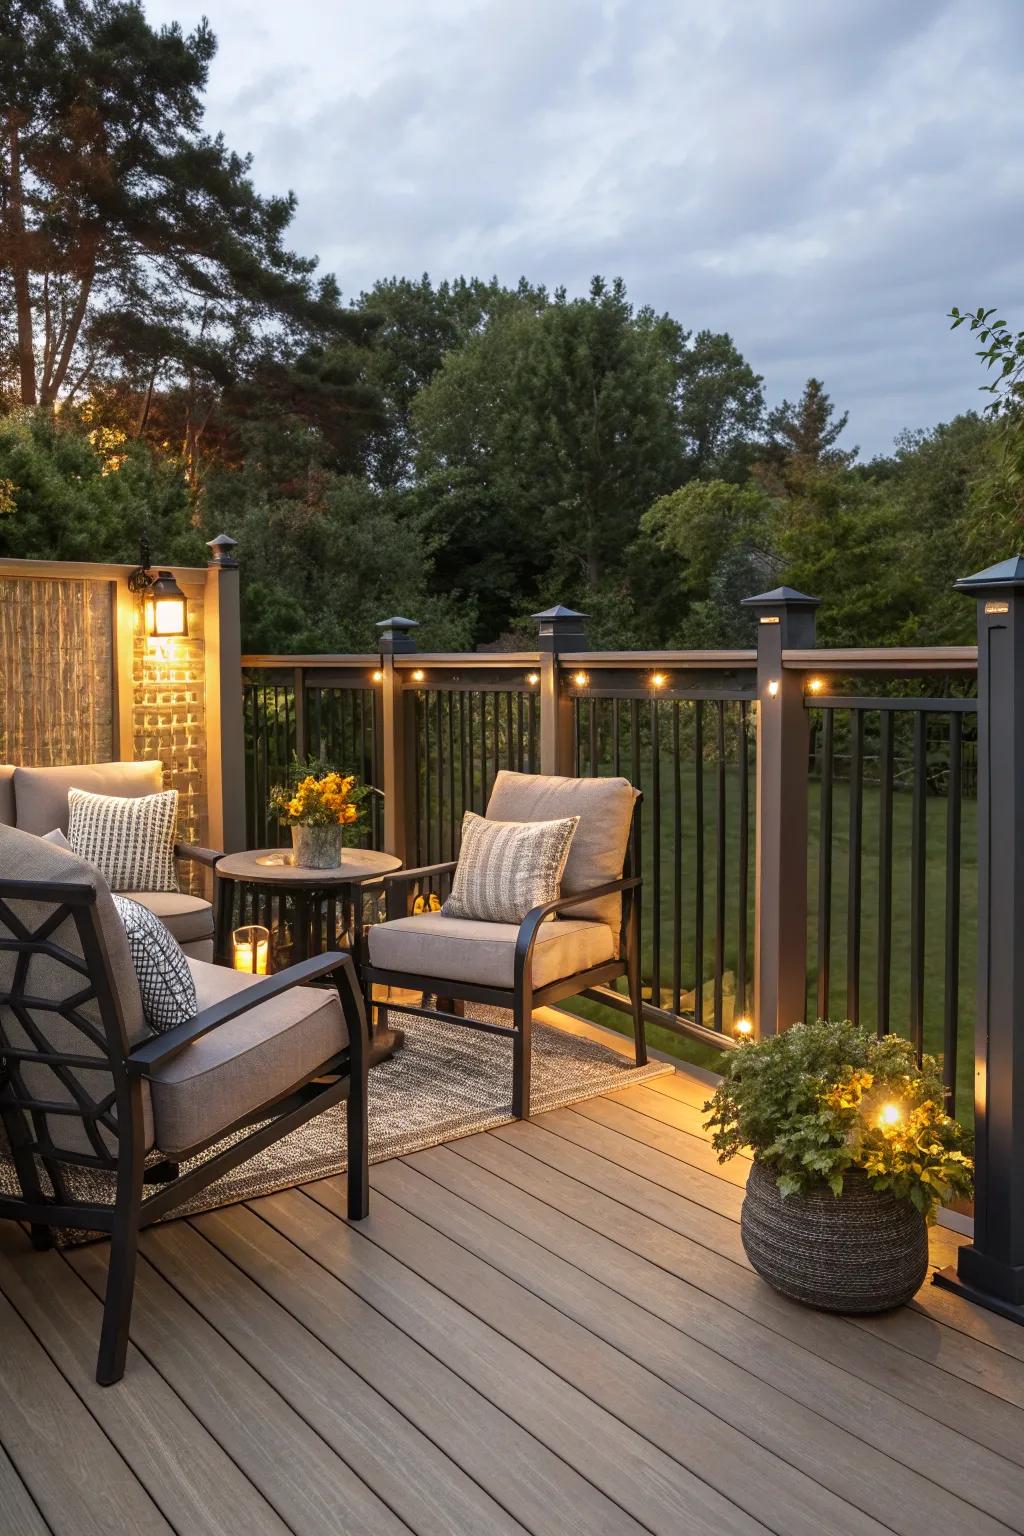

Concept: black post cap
[[206, 533, 239, 569], [376, 616, 420, 655]]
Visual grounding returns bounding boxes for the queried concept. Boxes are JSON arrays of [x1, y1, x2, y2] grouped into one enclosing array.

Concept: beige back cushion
[[0, 824, 150, 1158], [485, 771, 637, 929], [0, 766, 13, 827], [12, 760, 164, 836]]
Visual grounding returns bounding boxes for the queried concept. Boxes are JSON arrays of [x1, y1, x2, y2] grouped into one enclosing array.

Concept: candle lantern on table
[[233, 924, 270, 975]]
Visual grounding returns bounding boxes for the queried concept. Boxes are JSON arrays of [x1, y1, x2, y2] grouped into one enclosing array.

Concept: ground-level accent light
[[411, 668, 426, 683], [129, 536, 188, 639], [526, 672, 540, 686], [733, 1016, 754, 1040], [767, 679, 779, 698], [878, 1101, 903, 1128], [573, 671, 589, 688]]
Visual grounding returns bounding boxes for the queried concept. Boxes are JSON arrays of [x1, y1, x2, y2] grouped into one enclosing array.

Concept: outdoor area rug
[[0, 1006, 673, 1245]]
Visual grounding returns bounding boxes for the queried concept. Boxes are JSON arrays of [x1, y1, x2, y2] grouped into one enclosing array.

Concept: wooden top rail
[[242, 654, 379, 668], [783, 646, 978, 673], [560, 650, 757, 668]]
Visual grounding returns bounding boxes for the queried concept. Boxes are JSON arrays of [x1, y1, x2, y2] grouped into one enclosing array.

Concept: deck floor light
[[129, 535, 189, 639]]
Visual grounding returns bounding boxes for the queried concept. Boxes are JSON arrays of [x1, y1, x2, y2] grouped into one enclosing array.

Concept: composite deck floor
[[1, 1061, 1023, 1536]]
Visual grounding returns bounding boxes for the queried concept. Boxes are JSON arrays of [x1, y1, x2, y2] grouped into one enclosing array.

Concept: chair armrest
[[174, 841, 223, 870], [126, 952, 358, 1075], [514, 876, 640, 976], [383, 861, 458, 886]]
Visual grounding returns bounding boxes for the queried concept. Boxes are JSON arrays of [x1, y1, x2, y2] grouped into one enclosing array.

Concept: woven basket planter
[[741, 1158, 928, 1313]]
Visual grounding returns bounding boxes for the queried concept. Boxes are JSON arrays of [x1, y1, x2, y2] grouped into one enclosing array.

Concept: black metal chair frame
[[0, 877, 369, 1386], [363, 801, 646, 1119]]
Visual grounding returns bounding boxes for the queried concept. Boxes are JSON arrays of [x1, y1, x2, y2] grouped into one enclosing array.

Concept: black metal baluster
[[715, 698, 726, 1031], [650, 695, 661, 1009], [447, 692, 457, 859], [516, 691, 525, 772], [737, 701, 750, 1020], [588, 697, 598, 777], [671, 700, 682, 1015], [612, 698, 621, 777], [846, 709, 864, 1023], [816, 707, 834, 1020], [528, 690, 538, 772], [694, 700, 705, 1028], [877, 709, 894, 1037], [944, 711, 963, 1112], [910, 709, 927, 1060]]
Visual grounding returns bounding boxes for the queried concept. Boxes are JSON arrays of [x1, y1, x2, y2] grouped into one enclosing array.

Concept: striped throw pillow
[[67, 787, 179, 894], [442, 810, 579, 925]]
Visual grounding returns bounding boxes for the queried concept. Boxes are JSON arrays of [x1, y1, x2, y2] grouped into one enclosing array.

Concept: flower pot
[[741, 1158, 928, 1313], [290, 822, 345, 869]]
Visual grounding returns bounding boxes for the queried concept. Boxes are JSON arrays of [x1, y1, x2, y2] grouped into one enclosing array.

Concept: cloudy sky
[[149, 0, 1024, 457]]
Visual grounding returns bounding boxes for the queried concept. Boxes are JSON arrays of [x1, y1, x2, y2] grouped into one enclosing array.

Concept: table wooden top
[[216, 846, 402, 885]]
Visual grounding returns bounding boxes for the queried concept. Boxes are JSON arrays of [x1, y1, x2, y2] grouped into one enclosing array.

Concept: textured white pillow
[[112, 895, 197, 1033], [67, 787, 179, 893], [442, 810, 579, 925]]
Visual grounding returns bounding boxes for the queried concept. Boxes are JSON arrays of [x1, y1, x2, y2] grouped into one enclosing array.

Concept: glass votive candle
[[232, 924, 270, 975]]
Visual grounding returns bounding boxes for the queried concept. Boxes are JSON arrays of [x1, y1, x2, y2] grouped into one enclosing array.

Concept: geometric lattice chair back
[[0, 825, 150, 1205]]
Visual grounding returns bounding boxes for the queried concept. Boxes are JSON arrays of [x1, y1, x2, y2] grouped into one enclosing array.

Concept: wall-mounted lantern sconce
[[129, 536, 189, 639], [767, 679, 779, 698]]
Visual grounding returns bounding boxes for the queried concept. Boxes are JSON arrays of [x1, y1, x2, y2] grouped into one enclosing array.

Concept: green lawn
[[566, 766, 977, 1121]]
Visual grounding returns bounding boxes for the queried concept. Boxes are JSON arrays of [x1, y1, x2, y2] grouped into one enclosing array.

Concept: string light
[[573, 671, 589, 688]]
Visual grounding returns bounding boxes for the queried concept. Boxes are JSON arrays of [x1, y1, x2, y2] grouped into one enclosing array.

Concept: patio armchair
[[364, 770, 646, 1118], [0, 759, 220, 959], [0, 824, 370, 1386]]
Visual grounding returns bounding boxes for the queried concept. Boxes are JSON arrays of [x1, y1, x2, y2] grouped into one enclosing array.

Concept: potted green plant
[[269, 765, 367, 868], [704, 1020, 973, 1313]]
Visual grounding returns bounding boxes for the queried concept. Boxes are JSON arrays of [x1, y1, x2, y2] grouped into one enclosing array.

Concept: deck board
[[0, 1059, 1020, 1536]]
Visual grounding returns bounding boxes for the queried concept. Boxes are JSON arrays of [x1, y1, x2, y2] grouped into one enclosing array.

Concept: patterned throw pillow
[[442, 810, 580, 925], [112, 895, 197, 1033], [67, 787, 179, 893]]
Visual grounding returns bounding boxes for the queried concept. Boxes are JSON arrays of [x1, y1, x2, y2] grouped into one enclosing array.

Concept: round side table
[[214, 845, 403, 1061]]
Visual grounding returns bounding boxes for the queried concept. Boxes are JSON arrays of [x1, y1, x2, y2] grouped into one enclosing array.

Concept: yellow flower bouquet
[[269, 764, 367, 868]]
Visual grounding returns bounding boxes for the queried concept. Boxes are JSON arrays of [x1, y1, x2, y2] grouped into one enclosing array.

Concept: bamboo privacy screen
[[0, 575, 114, 764]]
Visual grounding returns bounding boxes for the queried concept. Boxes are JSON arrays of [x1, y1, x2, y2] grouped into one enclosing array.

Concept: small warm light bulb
[[573, 671, 589, 688], [372, 669, 384, 683], [526, 672, 540, 686], [411, 668, 426, 683], [650, 672, 667, 689], [767, 679, 780, 698], [879, 1102, 902, 1128], [807, 676, 825, 695], [733, 1017, 754, 1039]]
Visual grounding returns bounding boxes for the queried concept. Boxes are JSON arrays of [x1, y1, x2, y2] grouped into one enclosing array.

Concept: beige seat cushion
[[126, 890, 214, 946], [485, 770, 636, 928], [149, 959, 349, 1158], [0, 824, 151, 1156], [368, 912, 616, 991], [12, 760, 163, 836]]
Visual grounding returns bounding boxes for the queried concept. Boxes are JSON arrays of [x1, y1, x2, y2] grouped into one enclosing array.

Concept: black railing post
[[376, 617, 419, 864], [741, 586, 820, 1037], [935, 557, 1024, 1322], [534, 605, 586, 777]]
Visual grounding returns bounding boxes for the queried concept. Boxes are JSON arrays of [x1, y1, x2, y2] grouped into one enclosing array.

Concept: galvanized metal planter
[[741, 1159, 928, 1313], [290, 822, 346, 868]]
